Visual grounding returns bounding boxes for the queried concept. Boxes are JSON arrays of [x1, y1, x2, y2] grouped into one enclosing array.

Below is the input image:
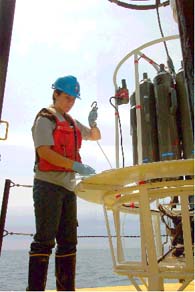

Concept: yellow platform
[[76, 281, 194, 291], [48, 281, 195, 291], [75, 159, 194, 292]]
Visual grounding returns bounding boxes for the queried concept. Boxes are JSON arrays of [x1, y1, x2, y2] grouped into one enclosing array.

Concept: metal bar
[[139, 186, 164, 291], [103, 205, 117, 267], [140, 208, 148, 269], [113, 35, 179, 90], [113, 208, 124, 262], [0, 120, 9, 140], [0, 179, 12, 255], [134, 54, 142, 165], [0, 0, 16, 120], [180, 194, 194, 270], [178, 278, 193, 291], [153, 202, 163, 258], [127, 276, 142, 291], [136, 50, 160, 71], [115, 100, 120, 168]]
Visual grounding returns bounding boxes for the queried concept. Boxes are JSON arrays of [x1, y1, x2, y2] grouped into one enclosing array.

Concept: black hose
[[108, 0, 169, 11], [109, 97, 125, 167]]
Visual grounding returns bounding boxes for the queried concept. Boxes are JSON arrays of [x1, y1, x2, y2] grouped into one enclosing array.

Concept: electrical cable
[[156, 0, 169, 56], [155, 0, 175, 75], [109, 97, 125, 168]]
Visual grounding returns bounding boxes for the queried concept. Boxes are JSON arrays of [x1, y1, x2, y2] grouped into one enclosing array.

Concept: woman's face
[[54, 91, 75, 114]]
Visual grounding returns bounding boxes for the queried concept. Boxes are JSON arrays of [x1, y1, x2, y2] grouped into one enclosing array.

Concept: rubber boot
[[27, 254, 50, 291], [55, 253, 76, 291]]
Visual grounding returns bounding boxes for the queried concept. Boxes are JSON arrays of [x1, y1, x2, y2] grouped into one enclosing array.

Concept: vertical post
[[152, 212, 163, 258], [115, 100, 120, 168], [0, 179, 12, 255], [113, 72, 120, 169], [175, 0, 194, 118], [0, 0, 16, 120], [113, 209, 124, 262], [139, 186, 164, 291], [134, 54, 142, 165], [103, 205, 117, 267], [180, 195, 194, 271]]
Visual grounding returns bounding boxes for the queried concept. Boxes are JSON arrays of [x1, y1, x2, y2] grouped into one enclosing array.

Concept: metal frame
[[75, 159, 194, 291], [0, 0, 16, 120], [102, 181, 194, 290], [0, 179, 12, 255], [112, 35, 180, 168], [0, 120, 9, 140]]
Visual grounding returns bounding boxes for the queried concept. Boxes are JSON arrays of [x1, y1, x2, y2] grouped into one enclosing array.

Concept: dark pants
[[30, 179, 77, 256], [27, 179, 77, 290]]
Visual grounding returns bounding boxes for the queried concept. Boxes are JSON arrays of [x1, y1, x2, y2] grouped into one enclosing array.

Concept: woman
[[27, 75, 101, 291]]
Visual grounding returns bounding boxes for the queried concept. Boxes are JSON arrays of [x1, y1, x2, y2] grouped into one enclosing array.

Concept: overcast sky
[[0, 0, 181, 250]]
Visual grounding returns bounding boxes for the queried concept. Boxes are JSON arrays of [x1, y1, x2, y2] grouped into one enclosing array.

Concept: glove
[[88, 107, 98, 128], [73, 161, 96, 176]]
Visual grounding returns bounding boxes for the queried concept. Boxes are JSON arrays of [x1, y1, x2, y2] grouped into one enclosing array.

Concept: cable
[[3, 230, 141, 238], [89, 101, 113, 169], [155, 0, 175, 74], [109, 97, 125, 168], [108, 0, 169, 10], [156, 0, 169, 56], [96, 140, 113, 169]]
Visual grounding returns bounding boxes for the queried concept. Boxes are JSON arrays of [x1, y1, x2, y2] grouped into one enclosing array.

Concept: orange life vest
[[37, 109, 82, 172]]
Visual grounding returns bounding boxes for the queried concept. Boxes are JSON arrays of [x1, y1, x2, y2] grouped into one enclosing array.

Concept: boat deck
[[76, 281, 194, 291], [48, 281, 194, 291]]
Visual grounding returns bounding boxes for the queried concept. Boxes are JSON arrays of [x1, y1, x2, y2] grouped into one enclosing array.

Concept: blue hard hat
[[52, 75, 80, 99]]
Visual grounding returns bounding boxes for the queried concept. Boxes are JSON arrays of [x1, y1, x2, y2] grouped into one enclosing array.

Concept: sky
[[0, 0, 181, 250]]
